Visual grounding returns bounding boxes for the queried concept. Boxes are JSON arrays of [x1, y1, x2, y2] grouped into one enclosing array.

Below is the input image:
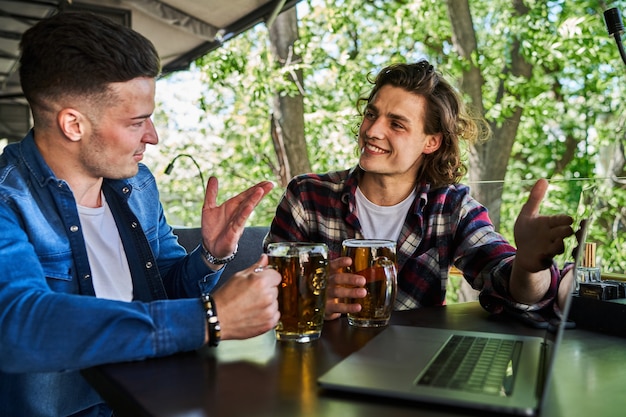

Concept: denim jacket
[[0, 132, 221, 417]]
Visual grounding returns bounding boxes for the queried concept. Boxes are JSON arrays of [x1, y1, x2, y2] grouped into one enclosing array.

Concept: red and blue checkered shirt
[[265, 166, 563, 317]]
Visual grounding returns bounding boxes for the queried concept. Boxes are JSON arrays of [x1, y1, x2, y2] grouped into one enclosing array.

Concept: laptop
[[318, 219, 591, 416]]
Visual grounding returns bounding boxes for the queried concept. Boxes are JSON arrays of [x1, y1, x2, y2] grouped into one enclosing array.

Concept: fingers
[[546, 240, 566, 258], [329, 270, 366, 291], [256, 181, 275, 196], [553, 222, 575, 240], [329, 256, 351, 274], [250, 255, 280, 282], [200, 179, 274, 257], [324, 312, 343, 321], [325, 297, 362, 319], [549, 215, 574, 228], [214, 255, 282, 337], [233, 181, 275, 206], [570, 219, 589, 258], [233, 190, 265, 225], [328, 282, 367, 300], [226, 182, 275, 229], [257, 253, 269, 267], [574, 219, 588, 241], [544, 221, 575, 258], [513, 179, 583, 275], [215, 262, 281, 340], [323, 271, 367, 319], [251, 254, 276, 273], [249, 253, 269, 268], [203, 176, 219, 210], [203, 178, 273, 217], [519, 178, 548, 218]]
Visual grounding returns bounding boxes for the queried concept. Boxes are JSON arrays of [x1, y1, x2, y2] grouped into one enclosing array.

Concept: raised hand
[[200, 176, 274, 261], [513, 179, 574, 273]]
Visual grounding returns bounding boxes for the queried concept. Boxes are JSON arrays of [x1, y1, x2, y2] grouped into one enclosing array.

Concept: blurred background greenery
[[142, 0, 625, 277]]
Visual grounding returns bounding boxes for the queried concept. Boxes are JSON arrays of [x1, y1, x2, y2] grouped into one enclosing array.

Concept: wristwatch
[[200, 243, 238, 265]]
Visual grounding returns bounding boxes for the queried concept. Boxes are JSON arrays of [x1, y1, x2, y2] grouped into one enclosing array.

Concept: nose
[[143, 118, 159, 145], [363, 117, 384, 140]]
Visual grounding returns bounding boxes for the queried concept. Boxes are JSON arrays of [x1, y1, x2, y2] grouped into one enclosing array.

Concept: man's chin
[[358, 159, 381, 174], [106, 165, 139, 180]]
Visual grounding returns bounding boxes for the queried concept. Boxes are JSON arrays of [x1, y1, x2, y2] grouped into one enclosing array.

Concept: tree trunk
[[446, 0, 532, 230], [268, 7, 310, 186]]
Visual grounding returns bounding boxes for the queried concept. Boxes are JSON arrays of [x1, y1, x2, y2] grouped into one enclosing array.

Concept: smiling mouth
[[363, 143, 389, 155]]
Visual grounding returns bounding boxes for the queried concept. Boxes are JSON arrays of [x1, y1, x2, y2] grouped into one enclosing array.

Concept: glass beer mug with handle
[[266, 242, 329, 343], [342, 239, 397, 327]]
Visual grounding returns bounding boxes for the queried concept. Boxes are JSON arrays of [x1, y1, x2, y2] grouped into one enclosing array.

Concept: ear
[[57, 108, 86, 142], [423, 133, 442, 155]]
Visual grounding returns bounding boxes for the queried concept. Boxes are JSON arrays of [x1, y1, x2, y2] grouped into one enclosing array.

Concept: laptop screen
[[537, 217, 591, 404]]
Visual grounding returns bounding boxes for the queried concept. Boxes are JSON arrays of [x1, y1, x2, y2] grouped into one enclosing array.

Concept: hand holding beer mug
[[267, 242, 328, 343], [342, 239, 397, 327]]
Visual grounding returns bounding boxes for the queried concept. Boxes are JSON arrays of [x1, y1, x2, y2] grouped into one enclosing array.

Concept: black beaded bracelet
[[201, 293, 221, 347]]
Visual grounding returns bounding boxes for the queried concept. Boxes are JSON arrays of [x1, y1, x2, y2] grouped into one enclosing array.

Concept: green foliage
[[150, 0, 626, 274]]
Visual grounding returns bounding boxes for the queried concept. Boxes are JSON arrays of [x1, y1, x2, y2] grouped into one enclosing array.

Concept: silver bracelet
[[200, 243, 238, 265]]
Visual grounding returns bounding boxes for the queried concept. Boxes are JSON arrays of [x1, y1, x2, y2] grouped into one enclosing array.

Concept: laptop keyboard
[[416, 335, 523, 396]]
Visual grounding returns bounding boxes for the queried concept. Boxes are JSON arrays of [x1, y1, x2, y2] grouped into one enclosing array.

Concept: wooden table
[[83, 302, 626, 417]]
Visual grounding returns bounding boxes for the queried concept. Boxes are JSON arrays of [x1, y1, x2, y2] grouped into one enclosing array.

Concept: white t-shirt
[[77, 193, 133, 301], [355, 186, 416, 241]]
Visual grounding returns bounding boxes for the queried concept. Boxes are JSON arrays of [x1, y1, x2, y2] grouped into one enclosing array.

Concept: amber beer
[[267, 242, 328, 342], [342, 239, 397, 327]]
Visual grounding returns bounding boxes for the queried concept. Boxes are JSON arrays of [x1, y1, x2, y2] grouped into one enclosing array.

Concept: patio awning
[[0, 0, 300, 142]]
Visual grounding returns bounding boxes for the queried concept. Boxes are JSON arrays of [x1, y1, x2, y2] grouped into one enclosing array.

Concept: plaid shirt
[[266, 166, 563, 316]]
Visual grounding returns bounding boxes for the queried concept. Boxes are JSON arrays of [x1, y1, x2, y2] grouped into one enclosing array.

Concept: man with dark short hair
[[0, 12, 281, 417]]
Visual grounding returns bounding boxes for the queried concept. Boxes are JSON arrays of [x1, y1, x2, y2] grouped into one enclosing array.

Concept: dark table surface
[[83, 302, 626, 417]]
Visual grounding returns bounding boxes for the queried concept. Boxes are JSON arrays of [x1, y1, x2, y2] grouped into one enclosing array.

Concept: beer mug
[[267, 242, 328, 342], [342, 239, 397, 327]]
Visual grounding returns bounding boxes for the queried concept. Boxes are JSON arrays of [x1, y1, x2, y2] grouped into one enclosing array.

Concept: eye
[[364, 109, 376, 120], [391, 120, 405, 130]]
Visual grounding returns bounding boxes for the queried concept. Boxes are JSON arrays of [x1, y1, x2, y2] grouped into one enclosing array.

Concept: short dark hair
[[19, 11, 161, 110], [358, 60, 490, 187]]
